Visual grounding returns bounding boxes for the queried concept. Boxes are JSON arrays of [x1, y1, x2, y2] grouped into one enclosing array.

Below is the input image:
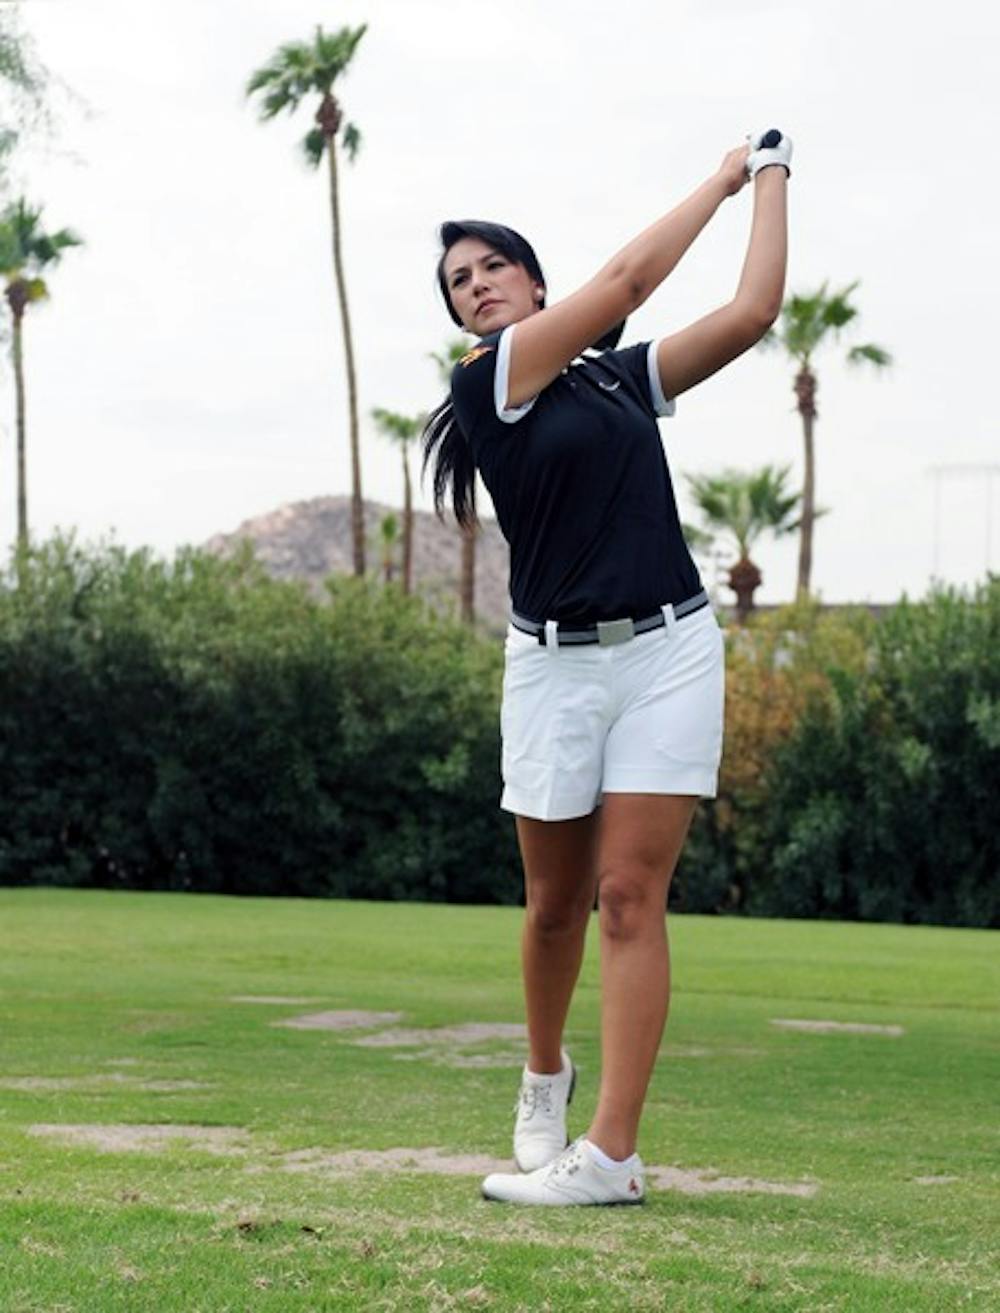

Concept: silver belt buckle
[[596, 617, 635, 647]]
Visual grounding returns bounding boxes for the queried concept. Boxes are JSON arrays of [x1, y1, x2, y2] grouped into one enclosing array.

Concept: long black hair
[[422, 219, 625, 527]]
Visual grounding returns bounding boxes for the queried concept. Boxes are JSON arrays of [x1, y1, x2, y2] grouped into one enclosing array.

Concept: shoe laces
[[515, 1078, 554, 1122], [546, 1138, 585, 1181]]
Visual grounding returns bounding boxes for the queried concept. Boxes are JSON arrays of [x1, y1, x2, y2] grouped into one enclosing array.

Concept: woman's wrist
[[706, 170, 735, 204], [754, 164, 789, 188], [713, 143, 752, 199]]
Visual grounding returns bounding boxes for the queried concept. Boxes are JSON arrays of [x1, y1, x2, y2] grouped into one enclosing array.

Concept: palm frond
[[246, 42, 316, 116], [429, 337, 472, 385], [302, 127, 326, 168], [847, 342, 892, 368], [681, 521, 715, 553], [31, 228, 82, 263], [0, 200, 81, 277], [686, 464, 802, 557], [342, 121, 361, 162], [0, 233, 22, 276], [820, 282, 860, 332], [780, 286, 828, 360], [313, 23, 367, 81], [372, 407, 421, 443]]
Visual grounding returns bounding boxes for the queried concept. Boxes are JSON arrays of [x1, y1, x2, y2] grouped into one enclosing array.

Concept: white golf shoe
[[513, 1049, 576, 1172], [483, 1137, 646, 1206]]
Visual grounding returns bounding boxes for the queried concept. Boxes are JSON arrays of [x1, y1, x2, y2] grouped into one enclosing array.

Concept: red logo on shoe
[[628, 1177, 640, 1195]]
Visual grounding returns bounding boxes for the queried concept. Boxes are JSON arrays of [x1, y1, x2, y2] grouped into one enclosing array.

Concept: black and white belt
[[511, 589, 710, 647]]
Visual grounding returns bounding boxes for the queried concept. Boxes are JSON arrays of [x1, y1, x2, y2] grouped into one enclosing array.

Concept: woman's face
[[442, 237, 543, 336]]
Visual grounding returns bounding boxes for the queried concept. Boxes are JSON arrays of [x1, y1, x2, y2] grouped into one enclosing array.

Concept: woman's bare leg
[[516, 811, 600, 1074], [586, 793, 698, 1160]]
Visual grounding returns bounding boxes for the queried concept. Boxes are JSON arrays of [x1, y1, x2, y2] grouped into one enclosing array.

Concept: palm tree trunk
[[12, 310, 27, 551], [460, 521, 476, 624], [401, 446, 413, 596], [728, 556, 762, 626], [325, 136, 365, 576], [794, 364, 817, 599]]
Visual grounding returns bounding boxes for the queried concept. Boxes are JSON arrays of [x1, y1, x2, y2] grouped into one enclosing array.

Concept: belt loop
[[660, 602, 677, 639], [544, 619, 559, 651]]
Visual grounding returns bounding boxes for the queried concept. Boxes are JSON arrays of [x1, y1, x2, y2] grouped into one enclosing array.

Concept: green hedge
[[0, 538, 520, 903], [676, 582, 1000, 928], [753, 583, 1000, 926], [2, 539, 997, 925]]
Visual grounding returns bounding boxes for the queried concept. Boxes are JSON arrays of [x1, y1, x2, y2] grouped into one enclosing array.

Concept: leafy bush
[[673, 600, 873, 914], [755, 582, 1000, 927], [675, 585, 1000, 927], [0, 537, 521, 903]]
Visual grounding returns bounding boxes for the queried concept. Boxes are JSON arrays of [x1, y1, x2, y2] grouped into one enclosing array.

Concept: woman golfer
[[424, 131, 790, 1205]]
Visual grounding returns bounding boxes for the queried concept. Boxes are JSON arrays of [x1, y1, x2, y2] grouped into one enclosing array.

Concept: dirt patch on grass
[[425, 1051, 524, 1069], [384, 1046, 525, 1069], [648, 1165, 818, 1197], [278, 1145, 816, 1197], [274, 1010, 403, 1031], [1, 1075, 209, 1092], [272, 1144, 808, 1197], [27, 1124, 249, 1154], [230, 995, 321, 1005], [914, 1174, 959, 1185], [353, 1022, 527, 1068], [354, 1022, 527, 1048], [280, 1146, 509, 1176], [770, 1019, 904, 1037]]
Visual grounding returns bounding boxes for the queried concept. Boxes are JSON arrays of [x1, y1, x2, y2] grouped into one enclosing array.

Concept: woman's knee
[[597, 865, 668, 940], [525, 888, 594, 938]]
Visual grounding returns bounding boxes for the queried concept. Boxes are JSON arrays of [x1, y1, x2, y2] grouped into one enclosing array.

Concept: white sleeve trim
[[647, 340, 677, 418], [495, 324, 537, 424]]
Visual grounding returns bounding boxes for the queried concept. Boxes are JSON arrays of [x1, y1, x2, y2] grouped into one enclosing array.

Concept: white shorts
[[500, 604, 725, 822]]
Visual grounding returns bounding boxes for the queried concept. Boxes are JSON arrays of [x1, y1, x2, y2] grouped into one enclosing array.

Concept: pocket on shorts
[[500, 629, 547, 746], [501, 637, 609, 815], [504, 623, 542, 657], [612, 609, 725, 774]]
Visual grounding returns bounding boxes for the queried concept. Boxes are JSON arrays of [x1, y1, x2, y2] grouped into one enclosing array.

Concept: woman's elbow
[[605, 260, 649, 316], [733, 295, 781, 344]]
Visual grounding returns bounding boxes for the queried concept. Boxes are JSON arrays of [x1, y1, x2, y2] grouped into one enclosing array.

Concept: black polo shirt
[[450, 324, 703, 624]]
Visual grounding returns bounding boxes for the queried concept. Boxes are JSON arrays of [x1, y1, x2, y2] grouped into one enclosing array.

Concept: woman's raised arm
[[505, 146, 752, 408], [653, 162, 788, 401]]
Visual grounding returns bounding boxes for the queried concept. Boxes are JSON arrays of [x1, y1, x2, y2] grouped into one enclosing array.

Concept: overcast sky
[[3, 0, 998, 603]]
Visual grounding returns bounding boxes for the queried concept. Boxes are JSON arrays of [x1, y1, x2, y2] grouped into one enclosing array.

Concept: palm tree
[[430, 338, 475, 622], [247, 24, 368, 576], [761, 282, 891, 598], [0, 199, 81, 549], [371, 407, 422, 595], [686, 465, 802, 623]]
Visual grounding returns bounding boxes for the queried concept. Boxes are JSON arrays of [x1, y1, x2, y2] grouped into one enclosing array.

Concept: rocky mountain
[[204, 496, 878, 629], [203, 495, 513, 634]]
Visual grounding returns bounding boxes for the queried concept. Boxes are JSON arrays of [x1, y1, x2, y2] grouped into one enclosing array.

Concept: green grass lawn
[[0, 888, 997, 1312]]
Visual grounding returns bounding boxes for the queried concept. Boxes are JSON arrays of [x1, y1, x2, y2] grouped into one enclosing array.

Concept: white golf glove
[[746, 128, 792, 179]]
